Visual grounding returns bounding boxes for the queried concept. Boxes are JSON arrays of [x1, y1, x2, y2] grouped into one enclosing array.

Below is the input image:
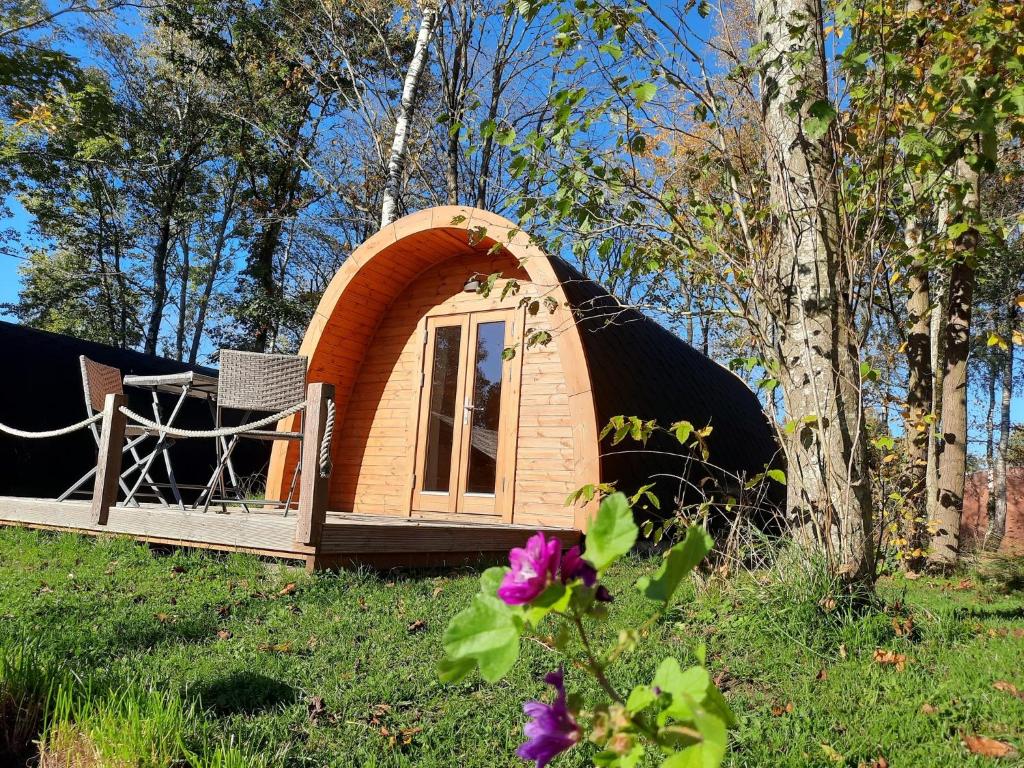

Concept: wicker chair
[[58, 356, 166, 505], [196, 350, 307, 514]]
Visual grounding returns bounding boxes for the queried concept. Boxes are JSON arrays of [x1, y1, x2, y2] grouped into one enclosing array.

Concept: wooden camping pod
[[266, 207, 779, 533]]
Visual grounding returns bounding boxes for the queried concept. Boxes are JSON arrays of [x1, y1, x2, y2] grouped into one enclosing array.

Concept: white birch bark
[[380, 3, 439, 229], [754, 0, 874, 581]]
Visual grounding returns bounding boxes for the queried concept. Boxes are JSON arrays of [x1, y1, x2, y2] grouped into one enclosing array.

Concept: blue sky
[[1, 0, 1018, 456]]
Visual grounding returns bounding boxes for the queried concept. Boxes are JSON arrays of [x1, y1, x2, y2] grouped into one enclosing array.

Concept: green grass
[[0, 527, 1021, 767]]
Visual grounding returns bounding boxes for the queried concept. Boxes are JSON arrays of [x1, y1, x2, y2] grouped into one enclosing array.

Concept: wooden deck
[[0, 496, 580, 570]]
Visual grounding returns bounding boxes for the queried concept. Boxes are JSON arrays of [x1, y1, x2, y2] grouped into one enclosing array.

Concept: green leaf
[[653, 658, 709, 722], [583, 493, 638, 571], [441, 593, 522, 682], [632, 81, 657, 105], [525, 582, 572, 624], [626, 684, 657, 714], [636, 527, 713, 605], [436, 655, 476, 683], [661, 710, 728, 768], [672, 420, 694, 445], [765, 468, 786, 485], [479, 566, 508, 597], [803, 99, 836, 140]]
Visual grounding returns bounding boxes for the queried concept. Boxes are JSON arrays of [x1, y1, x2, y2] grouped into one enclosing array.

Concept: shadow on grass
[[960, 605, 1024, 621], [194, 672, 298, 715]]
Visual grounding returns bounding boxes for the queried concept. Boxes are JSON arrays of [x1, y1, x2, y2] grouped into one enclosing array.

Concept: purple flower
[[498, 532, 561, 605], [561, 546, 614, 601], [517, 668, 580, 768], [559, 545, 596, 587]]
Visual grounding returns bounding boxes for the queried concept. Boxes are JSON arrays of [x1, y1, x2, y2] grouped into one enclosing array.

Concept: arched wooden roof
[[268, 206, 779, 528], [267, 207, 601, 529]]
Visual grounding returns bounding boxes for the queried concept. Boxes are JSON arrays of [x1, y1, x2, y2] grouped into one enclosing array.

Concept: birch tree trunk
[[380, 3, 439, 229], [926, 269, 947, 522], [755, 0, 874, 582], [990, 304, 1015, 545], [930, 154, 979, 570], [904, 200, 932, 568]]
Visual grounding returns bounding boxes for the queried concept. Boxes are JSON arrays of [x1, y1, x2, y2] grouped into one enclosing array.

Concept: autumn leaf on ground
[[258, 641, 293, 653], [993, 681, 1024, 701], [953, 579, 974, 590], [771, 702, 794, 716], [920, 703, 938, 715], [892, 616, 914, 637], [816, 668, 829, 681], [279, 582, 297, 596], [308, 695, 326, 723], [216, 629, 232, 640], [407, 619, 427, 633], [858, 757, 888, 768], [872, 649, 907, 671], [963, 733, 1018, 759], [819, 742, 844, 763], [432, 586, 443, 598]]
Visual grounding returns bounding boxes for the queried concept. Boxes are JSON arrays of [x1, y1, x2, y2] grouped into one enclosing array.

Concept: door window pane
[[465, 321, 505, 494], [423, 325, 462, 492]]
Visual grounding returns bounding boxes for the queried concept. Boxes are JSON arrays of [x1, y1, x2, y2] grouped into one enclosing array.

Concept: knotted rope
[[319, 398, 335, 478], [118, 401, 307, 439], [0, 412, 103, 438]]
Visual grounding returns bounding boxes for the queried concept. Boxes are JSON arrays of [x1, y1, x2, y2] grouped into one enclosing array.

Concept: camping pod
[[267, 207, 779, 532]]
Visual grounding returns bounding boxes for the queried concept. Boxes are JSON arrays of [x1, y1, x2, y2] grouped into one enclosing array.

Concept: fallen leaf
[[920, 703, 938, 715], [963, 733, 1017, 758], [892, 616, 914, 637], [308, 695, 326, 723], [993, 681, 1024, 700], [819, 742, 844, 763], [432, 586, 443, 598], [816, 668, 829, 682], [258, 641, 293, 653], [217, 604, 231, 618], [771, 702, 794, 716], [819, 596, 837, 612], [217, 629, 232, 640], [953, 579, 974, 591], [858, 757, 889, 768], [279, 582, 297, 596], [872, 649, 907, 671], [407, 619, 427, 633], [839, 643, 848, 660]]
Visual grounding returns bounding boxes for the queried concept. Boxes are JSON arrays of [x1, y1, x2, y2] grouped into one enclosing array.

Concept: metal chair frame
[[59, 357, 166, 505], [194, 350, 307, 515]]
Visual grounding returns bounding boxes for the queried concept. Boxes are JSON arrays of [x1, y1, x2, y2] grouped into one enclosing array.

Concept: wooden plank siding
[[267, 207, 603, 532], [0, 497, 579, 570]]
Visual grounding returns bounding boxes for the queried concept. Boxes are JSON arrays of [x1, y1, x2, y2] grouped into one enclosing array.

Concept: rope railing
[[319, 398, 335, 478], [119, 396, 335, 478], [117, 401, 307, 439], [0, 412, 102, 439]]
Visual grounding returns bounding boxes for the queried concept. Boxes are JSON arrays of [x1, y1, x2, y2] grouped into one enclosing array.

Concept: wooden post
[[91, 392, 126, 525], [294, 382, 335, 548]]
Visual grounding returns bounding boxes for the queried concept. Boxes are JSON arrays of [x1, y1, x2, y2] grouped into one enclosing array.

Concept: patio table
[[122, 370, 220, 509]]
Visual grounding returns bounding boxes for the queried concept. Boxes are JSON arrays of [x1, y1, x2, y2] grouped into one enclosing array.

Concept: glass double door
[[412, 309, 516, 517]]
